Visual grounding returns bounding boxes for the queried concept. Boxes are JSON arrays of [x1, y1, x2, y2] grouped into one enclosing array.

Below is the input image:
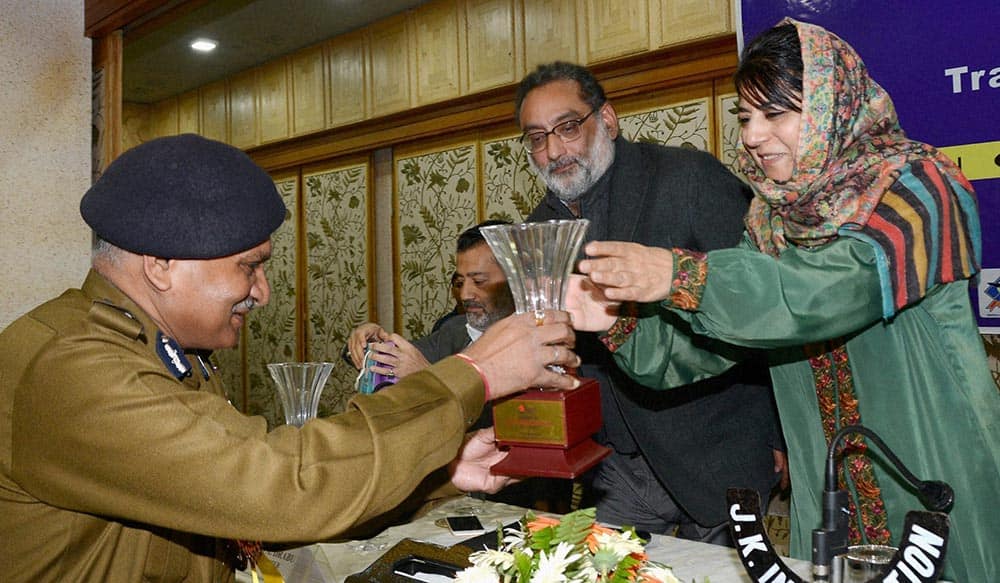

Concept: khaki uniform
[[0, 270, 483, 582]]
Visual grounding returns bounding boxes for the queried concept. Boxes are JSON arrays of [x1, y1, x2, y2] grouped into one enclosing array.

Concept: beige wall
[[0, 2, 92, 329]]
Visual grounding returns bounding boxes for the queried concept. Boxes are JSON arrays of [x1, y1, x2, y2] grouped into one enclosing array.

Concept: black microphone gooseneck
[[811, 424, 955, 581]]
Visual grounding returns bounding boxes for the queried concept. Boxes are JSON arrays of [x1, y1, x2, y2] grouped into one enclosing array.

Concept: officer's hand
[[461, 310, 580, 400]]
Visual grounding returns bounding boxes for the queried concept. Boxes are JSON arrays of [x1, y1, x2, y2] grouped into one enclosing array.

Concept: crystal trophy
[[479, 219, 610, 478], [267, 362, 335, 427]]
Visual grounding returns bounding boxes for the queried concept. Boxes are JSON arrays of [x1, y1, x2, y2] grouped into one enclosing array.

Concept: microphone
[[811, 424, 954, 581]]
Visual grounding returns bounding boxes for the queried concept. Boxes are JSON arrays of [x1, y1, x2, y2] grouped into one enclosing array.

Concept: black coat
[[528, 138, 782, 526]]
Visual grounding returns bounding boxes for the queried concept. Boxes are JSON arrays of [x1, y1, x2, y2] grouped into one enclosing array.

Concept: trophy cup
[[267, 362, 335, 427], [479, 219, 610, 478]]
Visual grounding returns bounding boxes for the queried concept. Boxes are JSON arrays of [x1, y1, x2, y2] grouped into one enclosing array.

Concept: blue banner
[[737, 0, 999, 331]]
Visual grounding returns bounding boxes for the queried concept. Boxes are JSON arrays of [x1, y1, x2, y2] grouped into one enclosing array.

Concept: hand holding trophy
[[480, 220, 610, 478]]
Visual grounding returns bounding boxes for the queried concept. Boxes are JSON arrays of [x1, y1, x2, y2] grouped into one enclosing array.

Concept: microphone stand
[[811, 424, 954, 582]]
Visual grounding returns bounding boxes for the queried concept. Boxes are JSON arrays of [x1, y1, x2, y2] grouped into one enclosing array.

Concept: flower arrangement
[[454, 508, 682, 583]]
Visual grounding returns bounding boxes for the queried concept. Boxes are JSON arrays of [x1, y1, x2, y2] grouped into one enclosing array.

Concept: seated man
[[0, 135, 581, 583]]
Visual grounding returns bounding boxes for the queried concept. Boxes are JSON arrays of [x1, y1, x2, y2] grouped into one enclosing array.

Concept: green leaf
[[513, 551, 532, 583], [551, 507, 595, 547], [609, 554, 642, 583]]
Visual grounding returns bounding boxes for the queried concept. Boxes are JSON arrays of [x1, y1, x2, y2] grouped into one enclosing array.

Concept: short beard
[[464, 289, 516, 332], [528, 120, 615, 202]]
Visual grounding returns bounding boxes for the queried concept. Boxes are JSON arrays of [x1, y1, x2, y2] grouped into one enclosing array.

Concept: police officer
[[0, 134, 580, 582]]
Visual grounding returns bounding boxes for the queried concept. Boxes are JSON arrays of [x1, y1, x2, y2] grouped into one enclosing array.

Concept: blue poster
[[738, 0, 1000, 331]]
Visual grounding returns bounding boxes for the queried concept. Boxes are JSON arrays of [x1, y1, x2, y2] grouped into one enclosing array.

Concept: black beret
[[81, 134, 287, 259]]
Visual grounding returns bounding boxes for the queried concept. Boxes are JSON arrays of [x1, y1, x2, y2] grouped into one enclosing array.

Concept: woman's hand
[[564, 274, 620, 332], [578, 241, 675, 303]]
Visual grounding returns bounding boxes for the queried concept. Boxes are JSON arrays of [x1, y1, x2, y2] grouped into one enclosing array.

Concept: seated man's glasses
[[519, 107, 599, 153]]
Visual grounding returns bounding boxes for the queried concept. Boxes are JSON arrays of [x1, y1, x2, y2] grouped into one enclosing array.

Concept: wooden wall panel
[[136, 1, 740, 154], [150, 96, 178, 137], [464, 0, 521, 93], [94, 30, 123, 169], [229, 69, 258, 149], [258, 58, 290, 143], [200, 80, 228, 142], [413, 0, 462, 105], [369, 14, 412, 117], [177, 90, 200, 135], [523, 0, 579, 70], [656, 0, 730, 47], [582, 0, 650, 63], [292, 44, 327, 136], [327, 32, 368, 126], [121, 101, 149, 151]]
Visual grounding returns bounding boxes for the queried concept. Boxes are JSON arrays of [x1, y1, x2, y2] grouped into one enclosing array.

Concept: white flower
[[574, 562, 599, 581], [530, 542, 582, 583], [454, 509, 672, 583], [593, 530, 646, 559], [454, 564, 502, 583], [501, 526, 527, 548], [468, 548, 516, 571], [638, 563, 683, 583]]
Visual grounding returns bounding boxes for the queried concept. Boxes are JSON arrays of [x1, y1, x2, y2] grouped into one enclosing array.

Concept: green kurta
[[611, 236, 999, 583]]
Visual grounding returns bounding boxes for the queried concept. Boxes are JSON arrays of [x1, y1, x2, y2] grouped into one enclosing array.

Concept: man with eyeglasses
[[517, 62, 788, 546]]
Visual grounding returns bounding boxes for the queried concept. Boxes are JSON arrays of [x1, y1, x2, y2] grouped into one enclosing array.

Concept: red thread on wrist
[[455, 353, 491, 401]]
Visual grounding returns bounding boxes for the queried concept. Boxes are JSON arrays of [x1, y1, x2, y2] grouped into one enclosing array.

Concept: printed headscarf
[[739, 19, 980, 318]]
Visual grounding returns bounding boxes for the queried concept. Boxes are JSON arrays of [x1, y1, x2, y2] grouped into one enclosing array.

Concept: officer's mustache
[[232, 297, 256, 314]]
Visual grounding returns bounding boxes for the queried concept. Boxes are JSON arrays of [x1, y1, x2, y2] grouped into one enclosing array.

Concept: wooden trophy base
[[489, 438, 610, 479], [490, 377, 610, 479]]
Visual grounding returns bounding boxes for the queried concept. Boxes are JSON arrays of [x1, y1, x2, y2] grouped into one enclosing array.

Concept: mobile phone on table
[[445, 515, 485, 535]]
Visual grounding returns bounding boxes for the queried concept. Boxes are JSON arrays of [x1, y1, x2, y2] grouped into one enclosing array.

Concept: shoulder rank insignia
[[157, 331, 192, 380]]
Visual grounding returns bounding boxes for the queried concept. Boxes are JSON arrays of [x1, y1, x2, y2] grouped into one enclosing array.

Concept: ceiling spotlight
[[190, 39, 218, 52]]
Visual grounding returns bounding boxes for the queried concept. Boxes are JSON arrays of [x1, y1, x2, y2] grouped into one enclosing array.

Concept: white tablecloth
[[239, 496, 813, 582]]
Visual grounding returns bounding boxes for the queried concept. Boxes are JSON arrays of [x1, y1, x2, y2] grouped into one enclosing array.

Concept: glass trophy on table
[[267, 362, 335, 427], [479, 219, 610, 478]]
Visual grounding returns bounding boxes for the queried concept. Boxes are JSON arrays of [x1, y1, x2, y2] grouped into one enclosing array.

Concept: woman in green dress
[[566, 19, 998, 582]]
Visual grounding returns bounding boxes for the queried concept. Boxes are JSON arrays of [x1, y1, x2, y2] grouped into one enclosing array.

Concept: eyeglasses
[[519, 107, 599, 153]]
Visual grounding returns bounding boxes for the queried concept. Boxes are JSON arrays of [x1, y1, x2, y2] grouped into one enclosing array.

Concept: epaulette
[[89, 299, 146, 342]]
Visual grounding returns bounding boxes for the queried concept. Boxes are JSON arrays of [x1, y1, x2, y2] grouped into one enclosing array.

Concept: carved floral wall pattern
[[618, 99, 709, 151], [717, 93, 742, 172], [244, 177, 299, 428], [395, 145, 478, 338], [303, 163, 372, 415], [482, 136, 547, 221]]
